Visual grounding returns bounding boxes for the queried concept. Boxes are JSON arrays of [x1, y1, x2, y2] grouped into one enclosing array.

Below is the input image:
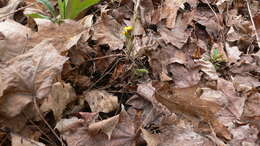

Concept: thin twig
[[246, 0, 260, 48], [87, 54, 125, 61], [22, 111, 57, 146], [86, 58, 121, 92], [31, 49, 64, 146], [33, 97, 64, 146]]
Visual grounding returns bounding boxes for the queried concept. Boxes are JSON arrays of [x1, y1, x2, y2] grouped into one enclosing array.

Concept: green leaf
[[26, 13, 51, 20], [37, 0, 56, 17], [65, 0, 100, 19], [213, 48, 219, 57], [58, 0, 66, 19], [135, 69, 149, 74]]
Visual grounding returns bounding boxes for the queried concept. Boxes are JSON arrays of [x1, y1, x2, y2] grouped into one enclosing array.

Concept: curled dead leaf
[[0, 20, 31, 62], [0, 40, 67, 132]]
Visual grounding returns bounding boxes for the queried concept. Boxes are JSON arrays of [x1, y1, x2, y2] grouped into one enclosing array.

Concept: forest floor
[[0, 0, 259, 145]]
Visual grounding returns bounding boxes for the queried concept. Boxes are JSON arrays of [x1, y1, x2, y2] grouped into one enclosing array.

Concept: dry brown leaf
[[195, 55, 218, 80], [55, 117, 85, 133], [137, 82, 171, 116], [225, 43, 241, 62], [161, 0, 181, 28], [0, 40, 67, 119], [141, 128, 159, 146], [159, 26, 190, 49], [193, 6, 223, 39], [226, 26, 241, 42], [230, 54, 260, 75], [84, 90, 119, 113], [160, 126, 214, 146], [154, 82, 232, 139], [167, 63, 201, 88], [243, 92, 260, 118], [40, 82, 76, 120], [80, 14, 94, 28], [217, 78, 246, 119], [26, 19, 84, 52], [0, 0, 22, 20], [200, 87, 237, 129], [230, 125, 259, 146], [144, 125, 214, 146], [149, 44, 199, 84], [200, 88, 228, 106], [0, 20, 31, 62], [132, 33, 159, 57], [61, 108, 138, 146], [233, 75, 260, 92], [88, 115, 119, 139], [11, 133, 45, 146], [63, 30, 92, 66], [139, 0, 154, 25], [92, 15, 124, 50]]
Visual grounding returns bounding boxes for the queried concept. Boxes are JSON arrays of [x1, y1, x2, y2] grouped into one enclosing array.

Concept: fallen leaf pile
[[0, 0, 259, 145]]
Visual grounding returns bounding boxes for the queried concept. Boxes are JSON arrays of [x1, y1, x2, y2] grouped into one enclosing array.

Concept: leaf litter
[[0, 0, 260, 145]]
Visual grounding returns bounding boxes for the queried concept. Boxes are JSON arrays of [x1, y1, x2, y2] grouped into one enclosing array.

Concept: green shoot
[[27, 0, 100, 23]]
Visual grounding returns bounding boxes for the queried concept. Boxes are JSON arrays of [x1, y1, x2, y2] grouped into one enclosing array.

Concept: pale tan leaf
[[0, 20, 31, 62], [141, 128, 159, 146], [0, 0, 22, 20], [196, 56, 218, 80], [11, 133, 45, 146], [27, 19, 84, 52], [55, 117, 85, 133], [61, 108, 137, 146], [158, 126, 213, 146], [84, 90, 119, 113], [230, 125, 259, 146], [217, 78, 246, 119], [0, 40, 67, 118], [40, 82, 76, 120], [88, 115, 119, 139]]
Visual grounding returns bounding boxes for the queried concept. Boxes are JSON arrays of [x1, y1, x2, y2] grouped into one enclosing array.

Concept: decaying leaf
[[195, 55, 218, 80], [1, 0, 259, 145], [0, 40, 67, 131], [154, 82, 232, 139], [158, 126, 214, 146], [167, 63, 201, 88], [11, 133, 45, 146], [84, 90, 119, 113], [141, 128, 159, 146], [225, 42, 241, 62], [26, 19, 84, 52], [88, 115, 119, 139], [159, 26, 190, 49], [60, 108, 138, 146], [230, 125, 259, 146], [40, 82, 76, 120], [55, 117, 85, 133], [0, 20, 31, 62], [92, 14, 124, 50], [217, 78, 245, 119], [0, 0, 22, 20]]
